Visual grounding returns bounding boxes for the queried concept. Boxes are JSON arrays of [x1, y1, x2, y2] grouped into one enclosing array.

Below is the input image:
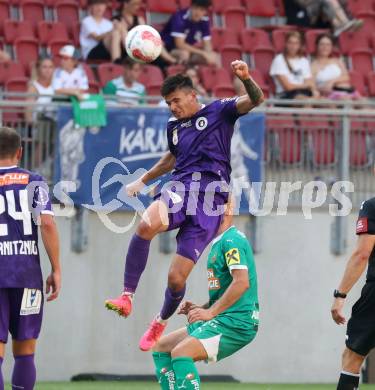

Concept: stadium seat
[[198, 65, 232, 92], [349, 70, 367, 96], [252, 47, 275, 79], [38, 21, 69, 46], [139, 64, 164, 86], [249, 68, 270, 97], [0, 1, 10, 35], [98, 63, 123, 87], [146, 0, 177, 14], [71, 22, 81, 47], [349, 48, 374, 77], [348, 0, 374, 15], [4, 20, 35, 45], [212, 83, 236, 97], [368, 71, 375, 96], [222, 6, 247, 31], [220, 44, 243, 74], [339, 30, 369, 55], [82, 63, 100, 93], [49, 39, 73, 57], [244, 0, 276, 17], [305, 29, 330, 55], [271, 29, 289, 53], [240, 28, 273, 53], [304, 119, 336, 167], [178, 0, 191, 9], [212, 0, 242, 13], [355, 11, 375, 35], [54, 0, 80, 35], [350, 125, 371, 168], [165, 64, 186, 76], [266, 115, 302, 165], [14, 37, 39, 72], [20, 0, 45, 28], [0, 61, 25, 85], [211, 28, 240, 51], [5, 77, 29, 93]]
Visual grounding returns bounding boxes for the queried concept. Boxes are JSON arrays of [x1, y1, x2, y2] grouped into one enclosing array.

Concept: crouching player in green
[[152, 202, 259, 389]]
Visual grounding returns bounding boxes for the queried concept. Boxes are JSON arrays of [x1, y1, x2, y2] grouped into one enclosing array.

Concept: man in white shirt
[[52, 45, 89, 100], [80, 0, 113, 61]]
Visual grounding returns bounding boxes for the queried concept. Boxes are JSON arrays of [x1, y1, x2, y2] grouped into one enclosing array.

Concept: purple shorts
[[157, 185, 227, 263], [0, 288, 44, 343]]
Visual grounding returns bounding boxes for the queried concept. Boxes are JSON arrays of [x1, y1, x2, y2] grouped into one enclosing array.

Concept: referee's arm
[[331, 234, 375, 324]]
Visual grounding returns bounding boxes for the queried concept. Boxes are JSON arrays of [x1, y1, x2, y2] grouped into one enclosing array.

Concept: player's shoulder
[[221, 226, 248, 247], [360, 197, 375, 215], [204, 98, 237, 111], [0, 167, 45, 184]]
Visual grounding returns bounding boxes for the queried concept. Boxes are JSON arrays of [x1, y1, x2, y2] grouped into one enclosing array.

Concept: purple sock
[[0, 356, 4, 390], [160, 286, 186, 320], [12, 354, 36, 390], [124, 234, 151, 293]]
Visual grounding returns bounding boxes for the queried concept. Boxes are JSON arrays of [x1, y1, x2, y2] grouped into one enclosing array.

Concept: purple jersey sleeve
[[170, 12, 186, 39], [201, 19, 211, 40], [216, 97, 243, 124]]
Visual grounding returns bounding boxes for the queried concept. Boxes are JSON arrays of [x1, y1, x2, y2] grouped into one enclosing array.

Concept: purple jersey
[[0, 166, 53, 289], [161, 8, 211, 51], [167, 98, 243, 188]]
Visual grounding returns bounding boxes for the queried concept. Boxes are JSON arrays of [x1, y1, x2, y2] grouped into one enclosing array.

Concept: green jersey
[[207, 226, 259, 317], [71, 94, 107, 128], [102, 76, 145, 105]]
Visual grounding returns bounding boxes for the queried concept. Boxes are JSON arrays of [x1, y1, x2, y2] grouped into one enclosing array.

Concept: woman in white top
[[26, 57, 55, 123], [311, 33, 361, 100], [270, 31, 319, 99]]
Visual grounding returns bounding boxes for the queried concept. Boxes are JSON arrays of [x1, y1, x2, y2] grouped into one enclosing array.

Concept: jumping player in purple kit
[[0, 127, 61, 390], [105, 60, 264, 351]]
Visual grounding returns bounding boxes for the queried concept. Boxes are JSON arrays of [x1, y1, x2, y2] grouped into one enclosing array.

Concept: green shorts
[[186, 312, 258, 363]]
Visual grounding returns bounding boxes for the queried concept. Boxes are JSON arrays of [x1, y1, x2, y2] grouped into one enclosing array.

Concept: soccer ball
[[125, 25, 162, 63]]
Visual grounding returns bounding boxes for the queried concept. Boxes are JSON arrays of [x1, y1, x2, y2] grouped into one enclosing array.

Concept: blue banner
[[54, 106, 265, 214]]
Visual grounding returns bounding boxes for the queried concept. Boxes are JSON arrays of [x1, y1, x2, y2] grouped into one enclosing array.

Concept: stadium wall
[[3, 209, 363, 383]]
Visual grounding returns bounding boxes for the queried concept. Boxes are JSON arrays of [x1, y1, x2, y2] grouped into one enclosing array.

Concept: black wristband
[[334, 289, 347, 299]]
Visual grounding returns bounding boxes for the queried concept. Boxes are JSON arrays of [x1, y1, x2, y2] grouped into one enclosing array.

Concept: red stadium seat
[[166, 64, 186, 76], [240, 28, 273, 53], [54, 0, 79, 35], [349, 70, 367, 96], [14, 37, 39, 71], [178, 0, 190, 9], [275, 0, 285, 17], [211, 28, 240, 51], [98, 63, 123, 86], [0, 1, 10, 35], [252, 47, 275, 79], [368, 71, 375, 96], [271, 29, 288, 53], [350, 125, 371, 167], [222, 6, 247, 31], [38, 21, 69, 46], [356, 11, 375, 35], [71, 22, 81, 47], [249, 68, 270, 97], [3, 20, 35, 44], [81, 63, 100, 93], [244, 0, 276, 17], [138, 64, 164, 86], [212, 83, 236, 97], [220, 44, 243, 74], [348, 0, 374, 15], [20, 0, 45, 28], [5, 77, 29, 93], [212, 0, 242, 13], [49, 39, 73, 57], [0, 61, 25, 85], [305, 29, 330, 55], [339, 31, 370, 55], [349, 48, 374, 77], [146, 0, 177, 13], [199, 65, 232, 92]]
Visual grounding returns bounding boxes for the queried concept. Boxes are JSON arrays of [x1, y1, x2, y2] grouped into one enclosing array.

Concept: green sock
[[172, 357, 200, 390], [152, 352, 175, 390]]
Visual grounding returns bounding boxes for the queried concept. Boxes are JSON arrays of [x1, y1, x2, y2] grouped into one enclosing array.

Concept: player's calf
[[172, 357, 201, 390], [12, 354, 36, 390], [153, 352, 175, 390]]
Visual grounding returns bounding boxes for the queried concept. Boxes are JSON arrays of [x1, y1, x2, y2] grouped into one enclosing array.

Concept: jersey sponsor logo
[[220, 97, 236, 104], [20, 288, 42, 315], [207, 268, 220, 290], [180, 120, 192, 128], [356, 217, 368, 233], [172, 128, 178, 145], [195, 116, 208, 131], [225, 248, 240, 266], [0, 173, 29, 186]]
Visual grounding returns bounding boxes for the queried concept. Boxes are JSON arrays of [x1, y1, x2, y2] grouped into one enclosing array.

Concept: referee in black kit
[[331, 172, 375, 390]]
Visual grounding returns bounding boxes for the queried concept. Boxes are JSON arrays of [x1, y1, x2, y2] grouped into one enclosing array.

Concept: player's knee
[[342, 348, 365, 373], [12, 339, 36, 357], [167, 272, 186, 291], [136, 220, 157, 240]]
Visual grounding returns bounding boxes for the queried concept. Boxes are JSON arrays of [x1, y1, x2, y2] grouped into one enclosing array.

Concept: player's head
[[120, 0, 143, 16], [161, 74, 199, 119], [0, 127, 22, 164], [122, 56, 142, 84], [191, 0, 211, 22], [217, 195, 235, 234], [284, 31, 304, 58]]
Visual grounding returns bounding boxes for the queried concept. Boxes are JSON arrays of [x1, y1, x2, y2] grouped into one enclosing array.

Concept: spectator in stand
[[270, 31, 319, 100], [159, 0, 218, 67], [185, 66, 209, 98], [80, 0, 114, 61], [312, 33, 361, 100], [26, 57, 55, 123], [0, 49, 10, 63], [52, 45, 89, 100], [284, 0, 362, 37], [111, 0, 146, 63], [102, 56, 145, 105]]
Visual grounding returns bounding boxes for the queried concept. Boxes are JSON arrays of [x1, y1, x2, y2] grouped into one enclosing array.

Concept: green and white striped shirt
[[102, 77, 146, 105]]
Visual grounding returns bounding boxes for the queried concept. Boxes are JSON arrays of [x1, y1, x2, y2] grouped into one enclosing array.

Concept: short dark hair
[[0, 127, 21, 159], [88, 0, 108, 5], [191, 0, 211, 8], [161, 74, 194, 97], [123, 56, 139, 68]]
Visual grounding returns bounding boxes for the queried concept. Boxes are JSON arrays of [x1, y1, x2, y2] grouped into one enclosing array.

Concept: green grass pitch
[[6, 383, 375, 390]]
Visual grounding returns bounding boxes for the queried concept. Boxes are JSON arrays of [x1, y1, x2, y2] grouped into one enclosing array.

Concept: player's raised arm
[[126, 151, 176, 196], [231, 60, 265, 114], [40, 214, 61, 302]]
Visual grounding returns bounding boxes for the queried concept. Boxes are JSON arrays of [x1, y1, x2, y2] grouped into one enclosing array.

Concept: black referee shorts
[[346, 282, 375, 356]]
